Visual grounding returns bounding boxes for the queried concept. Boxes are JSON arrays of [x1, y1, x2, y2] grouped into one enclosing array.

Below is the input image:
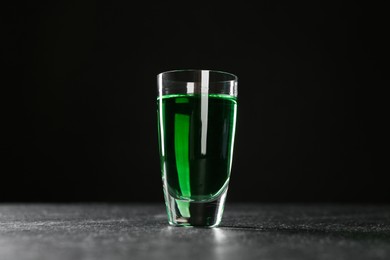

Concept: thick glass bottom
[[164, 189, 228, 227]]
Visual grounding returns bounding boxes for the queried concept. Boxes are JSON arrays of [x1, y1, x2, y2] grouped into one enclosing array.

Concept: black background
[[1, 1, 387, 202]]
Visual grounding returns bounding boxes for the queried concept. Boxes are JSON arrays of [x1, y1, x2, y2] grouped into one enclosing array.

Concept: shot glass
[[157, 69, 238, 227]]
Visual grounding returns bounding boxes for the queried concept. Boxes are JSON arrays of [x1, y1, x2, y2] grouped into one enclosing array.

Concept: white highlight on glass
[[186, 82, 194, 93], [200, 70, 209, 155], [158, 76, 165, 158]]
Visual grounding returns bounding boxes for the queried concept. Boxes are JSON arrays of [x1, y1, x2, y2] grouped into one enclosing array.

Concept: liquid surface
[[157, 94, 237, 201]]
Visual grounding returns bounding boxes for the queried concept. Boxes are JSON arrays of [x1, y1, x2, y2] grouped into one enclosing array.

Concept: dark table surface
[[1, 203, 389, 260]]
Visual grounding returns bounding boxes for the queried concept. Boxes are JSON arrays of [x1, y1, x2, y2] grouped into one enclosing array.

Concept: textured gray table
[[1, 204, 389, 260]]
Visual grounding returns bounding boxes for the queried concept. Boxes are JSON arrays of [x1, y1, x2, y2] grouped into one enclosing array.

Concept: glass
[[157, 69, 238, 227]]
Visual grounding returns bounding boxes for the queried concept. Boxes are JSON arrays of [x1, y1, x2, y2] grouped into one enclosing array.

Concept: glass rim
[[157, 69, 238, 83]]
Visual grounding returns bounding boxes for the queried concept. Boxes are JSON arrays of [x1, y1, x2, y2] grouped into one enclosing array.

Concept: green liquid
[[157, 94, 237, 201]]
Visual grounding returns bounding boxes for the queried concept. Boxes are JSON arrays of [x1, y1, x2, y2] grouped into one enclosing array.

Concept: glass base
[[164, 189, 228, 227]]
